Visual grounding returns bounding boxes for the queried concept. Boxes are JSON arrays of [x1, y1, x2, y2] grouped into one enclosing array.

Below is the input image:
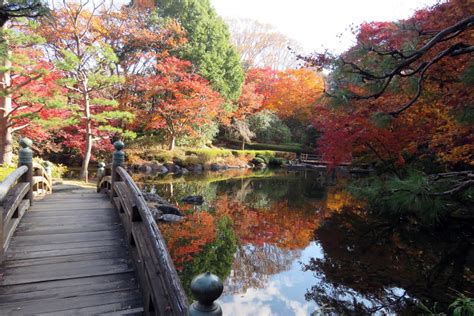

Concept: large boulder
[[150, 207, 163, 222], [138, 164, 152, 173], [141, 192, 168, 204], [210, 163, 222, 171], [190, 164, 203, 172], [158, 214, 184, 222], [164, 163, 181, 174], [157, 204, 182, 216], [181, 195, 204, 205], [157, 165, 169, 174], [149, 162, 162, 172]]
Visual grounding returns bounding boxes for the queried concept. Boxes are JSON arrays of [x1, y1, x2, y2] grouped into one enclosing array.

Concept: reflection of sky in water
[[218, 241, 324, 316], [218, 240, 410, 316]]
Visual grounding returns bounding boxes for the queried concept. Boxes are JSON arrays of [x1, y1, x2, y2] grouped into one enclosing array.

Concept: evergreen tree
[[154, 0, 244, 100], [0, 0, 47, 27], [0, 0, 48, 164]]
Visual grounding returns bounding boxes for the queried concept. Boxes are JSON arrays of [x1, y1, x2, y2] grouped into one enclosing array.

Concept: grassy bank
[[127, 146, 296, 167], [220, 137, 314, 153], [0, 166, 16, 181]]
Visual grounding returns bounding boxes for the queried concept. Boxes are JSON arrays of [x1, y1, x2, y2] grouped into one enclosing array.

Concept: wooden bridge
[[0, 139, 223, 315], [299, 153, 352, 166]]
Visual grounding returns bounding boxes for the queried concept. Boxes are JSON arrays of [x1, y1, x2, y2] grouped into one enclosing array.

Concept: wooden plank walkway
[[0, 190, 144, 315]]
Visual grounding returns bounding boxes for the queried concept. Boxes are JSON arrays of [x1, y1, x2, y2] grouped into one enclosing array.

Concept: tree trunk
[[0, 21, 12, 165], [0, 117, 12, 165], [79, 82, 93, 182], [169, 135, 176, 151]]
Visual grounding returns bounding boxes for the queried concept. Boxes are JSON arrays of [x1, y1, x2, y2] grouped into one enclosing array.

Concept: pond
[[135, 169, 473, 315]]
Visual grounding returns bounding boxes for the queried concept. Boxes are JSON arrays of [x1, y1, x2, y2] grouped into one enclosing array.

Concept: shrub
[[151, 149, 186, 163], [247, 110, 292, 144], [51, 163, 68, 178], [0, 165, 17, 181], [183, 155, 201, 166], [269, 157, 286, 166], [348, 169, 473, 225], [251, 157, 265, 165], [34, 158, 68, 178]]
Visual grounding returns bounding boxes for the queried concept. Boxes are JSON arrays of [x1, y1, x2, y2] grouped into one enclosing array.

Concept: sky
[[211, 0, 440, 54]]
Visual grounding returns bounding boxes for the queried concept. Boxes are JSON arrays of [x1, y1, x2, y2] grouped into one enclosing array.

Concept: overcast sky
[[211, 0, 440, 54]]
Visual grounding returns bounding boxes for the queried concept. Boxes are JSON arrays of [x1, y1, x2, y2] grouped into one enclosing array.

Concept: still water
[[136, 169, 473, 315]]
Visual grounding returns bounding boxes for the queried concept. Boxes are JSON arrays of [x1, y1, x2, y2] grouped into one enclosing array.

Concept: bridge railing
[[0, 138, 52, 262], [300, 153, 323, 162], [33, 161, 53, 196], [98, 142, 225, 316]]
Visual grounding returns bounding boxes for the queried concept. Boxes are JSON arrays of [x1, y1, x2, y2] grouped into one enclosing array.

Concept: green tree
[[247, 110, 292, 144], [0, 1, 47, 27], [154, 0, 244, 101]]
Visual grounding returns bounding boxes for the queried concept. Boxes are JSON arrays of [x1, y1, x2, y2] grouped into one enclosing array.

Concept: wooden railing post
[[188, 272, 223, 316], [18, 138, 33, 206], [96, 162, 105, 193], [111, 141, 125, 199]]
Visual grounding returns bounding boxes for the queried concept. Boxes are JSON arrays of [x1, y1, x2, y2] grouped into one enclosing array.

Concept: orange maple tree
[[263, 68, 324, 121], [135, 57, 224, 150]]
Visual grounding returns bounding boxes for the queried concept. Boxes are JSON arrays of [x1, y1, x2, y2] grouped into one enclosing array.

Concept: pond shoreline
[[127, 160, 373, 177]]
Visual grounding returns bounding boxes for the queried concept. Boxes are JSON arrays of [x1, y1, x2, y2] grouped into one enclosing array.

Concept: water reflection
[[135, 169, 473, 315], [304, 209, 473, 314]]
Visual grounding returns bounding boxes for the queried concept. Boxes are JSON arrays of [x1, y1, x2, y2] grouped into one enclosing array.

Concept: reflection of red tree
[[160, 186, 357, 274], [161, 211, 216, 269], [215, 195, 325, 250], [325, 188, 358, 212]]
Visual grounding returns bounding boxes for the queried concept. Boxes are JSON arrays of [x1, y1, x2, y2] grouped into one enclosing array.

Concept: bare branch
[[11, 122, 30, 132], [329, 15, 473, 116]]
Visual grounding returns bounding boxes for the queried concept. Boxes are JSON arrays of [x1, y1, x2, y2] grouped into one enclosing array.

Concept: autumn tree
[[303, 0, 473, 220], [136, 57, 224, 150], [0, 0, 49, 164], [263, 68, 324, 121], [38, 0, 132, 181], [305, 0, 473, 166], [225, 67, 323, 146], [150, 0, 245, 100], [226, 18, 301, 70], [228, 76, 265, 149], [101, 5, 187, 98]]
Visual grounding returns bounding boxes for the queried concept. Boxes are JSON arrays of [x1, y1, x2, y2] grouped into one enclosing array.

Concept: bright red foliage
[[311, 0, 474, 167]]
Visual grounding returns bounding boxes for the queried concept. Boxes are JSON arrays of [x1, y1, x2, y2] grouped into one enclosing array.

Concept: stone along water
[[135, 169, 473, 315]]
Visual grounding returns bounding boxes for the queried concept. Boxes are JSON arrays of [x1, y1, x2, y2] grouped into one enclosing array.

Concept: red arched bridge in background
[[0, 139, 223, 316]]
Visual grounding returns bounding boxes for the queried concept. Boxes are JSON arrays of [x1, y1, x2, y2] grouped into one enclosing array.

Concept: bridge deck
[[0, 190, 144, 315]]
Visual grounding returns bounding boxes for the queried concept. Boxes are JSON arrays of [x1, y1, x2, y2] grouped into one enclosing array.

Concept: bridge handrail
[[32, 161, 53, 195], [117, 165, 189, 315], [0, 165, 28, 203], [99, 142, 188, 315], [0, 138, 51, 262], [99, 142, 225, 316]]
